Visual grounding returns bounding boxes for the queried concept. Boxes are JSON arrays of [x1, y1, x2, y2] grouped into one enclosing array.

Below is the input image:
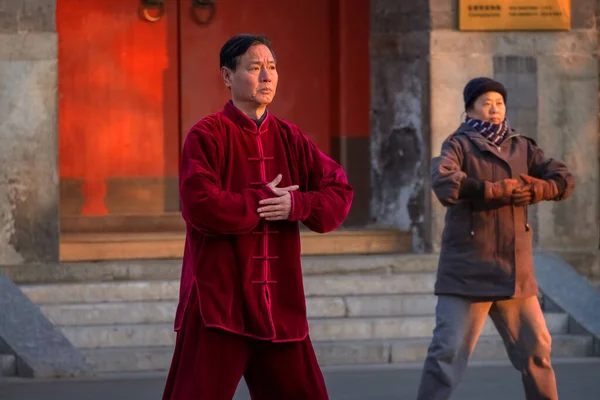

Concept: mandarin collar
[[223, 101, 271, 135]]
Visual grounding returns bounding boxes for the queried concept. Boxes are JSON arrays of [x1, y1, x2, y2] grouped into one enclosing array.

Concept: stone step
[[309, 313, 568, 342], [21, 281, 181, 304], [40, 295, 441, 326], [80, 334, 595, 373], [0, 353, 17, 377], [60, 313, 568, 349], [59, 230, 412, 262], [389, 334, 596, 364], [304, 274, 436, 297], [21, 273, 437, 305], [1, 254, 439, 284], [41, 301, 179, 326], [344, 294, 438, 317], [81, 346, 175, 373]]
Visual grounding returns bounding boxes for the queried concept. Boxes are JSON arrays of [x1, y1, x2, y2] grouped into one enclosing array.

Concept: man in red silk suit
[[162, 34, 354, 399]]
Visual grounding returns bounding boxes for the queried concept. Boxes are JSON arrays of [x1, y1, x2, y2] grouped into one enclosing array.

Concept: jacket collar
[[222, 101, 271, 135], [456, 123, 519, 153]]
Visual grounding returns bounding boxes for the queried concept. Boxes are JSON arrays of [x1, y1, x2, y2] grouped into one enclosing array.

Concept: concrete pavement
[[1, 359, 599, 400]]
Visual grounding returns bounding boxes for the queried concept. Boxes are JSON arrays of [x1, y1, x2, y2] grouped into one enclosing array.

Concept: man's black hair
[[219, 34, 276, 71]]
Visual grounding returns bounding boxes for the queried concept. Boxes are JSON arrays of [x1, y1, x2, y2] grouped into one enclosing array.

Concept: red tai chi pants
[[162, 291, 329, 400]]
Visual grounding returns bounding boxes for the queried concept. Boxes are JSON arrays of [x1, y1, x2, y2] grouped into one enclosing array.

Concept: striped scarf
[[466, 117, 510, 145]]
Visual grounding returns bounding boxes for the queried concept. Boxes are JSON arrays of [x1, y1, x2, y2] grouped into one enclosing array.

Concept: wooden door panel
[[179, 0, 333, 153], [58, 0, 179, 217]]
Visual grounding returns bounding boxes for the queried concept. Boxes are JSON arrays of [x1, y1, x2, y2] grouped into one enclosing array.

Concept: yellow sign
[[459, 0, 571, 31]]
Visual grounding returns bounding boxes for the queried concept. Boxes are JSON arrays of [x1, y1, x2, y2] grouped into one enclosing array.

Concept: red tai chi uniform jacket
[[174, 101, 354, 342]]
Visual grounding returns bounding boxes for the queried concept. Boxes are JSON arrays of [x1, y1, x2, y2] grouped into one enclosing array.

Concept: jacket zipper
[[499, 134, 530, 232], [473, 133, 527, 243], [494, 133, 520, 152], [492, 162, 499, 263], [495, 134, 532, 235]]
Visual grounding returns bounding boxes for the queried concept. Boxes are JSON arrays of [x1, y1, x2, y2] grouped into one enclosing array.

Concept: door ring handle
[[140, 2, 165, 22], [191, 0, 216, 25]]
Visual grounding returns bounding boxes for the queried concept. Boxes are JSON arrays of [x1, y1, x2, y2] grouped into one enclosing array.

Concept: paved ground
[[1, 360, 599, 400]]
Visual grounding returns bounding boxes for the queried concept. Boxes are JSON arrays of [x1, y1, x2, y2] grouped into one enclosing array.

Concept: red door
[[57, 0, 368, 231], [179, 0, 334, 153], [58, 0, 180, 220]]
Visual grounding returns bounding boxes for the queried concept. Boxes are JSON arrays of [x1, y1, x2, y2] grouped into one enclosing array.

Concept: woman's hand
[[483, 179, 520, 204], [511, 186, 532, 206], [520, 174, 559, 204]]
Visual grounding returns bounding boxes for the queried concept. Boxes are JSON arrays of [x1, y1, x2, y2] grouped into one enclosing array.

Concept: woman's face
[[467, 91, 506, 124]]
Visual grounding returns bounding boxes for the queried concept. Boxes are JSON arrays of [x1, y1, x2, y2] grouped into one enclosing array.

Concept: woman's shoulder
[[510, 130, 538, 148], [443, 123, 473, 144]]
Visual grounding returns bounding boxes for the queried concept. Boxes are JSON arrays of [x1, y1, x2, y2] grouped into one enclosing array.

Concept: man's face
[[222, 44, 278, 109]]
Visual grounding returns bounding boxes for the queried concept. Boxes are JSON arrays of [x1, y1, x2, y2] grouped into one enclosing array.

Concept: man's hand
[[257, 174, 299, 221], [483, 179, 520, 204], [520, 174, 559, 204]]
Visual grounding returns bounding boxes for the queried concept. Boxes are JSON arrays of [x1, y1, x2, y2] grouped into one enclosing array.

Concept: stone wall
[[598, 0, 600, 260], [0, 0, 59, 264], [370, 0, 432, 251], [428, 0, 600, 286]]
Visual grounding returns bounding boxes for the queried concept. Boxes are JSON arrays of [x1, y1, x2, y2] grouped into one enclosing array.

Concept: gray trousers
[[416, 295, 558, 400]]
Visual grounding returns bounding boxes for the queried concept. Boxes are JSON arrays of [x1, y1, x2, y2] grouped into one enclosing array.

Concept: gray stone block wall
[[0, 0, 55, 33], [572, 0, 597, 29], [0, 0, 58, 264], [370, 0, 432, 251], [597, 0, 600, 253], [372, 0, 430, 33], [429, 0, 457, 29], [493, 56, 538, 140]]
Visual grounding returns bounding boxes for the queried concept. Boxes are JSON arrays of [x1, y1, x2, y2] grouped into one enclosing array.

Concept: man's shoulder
[[269, 115, 318, 152], [186, 112, 229, 140], [269, 115, 302, 136], [502, 131, 538, 153], [192, 112, 225, 130]]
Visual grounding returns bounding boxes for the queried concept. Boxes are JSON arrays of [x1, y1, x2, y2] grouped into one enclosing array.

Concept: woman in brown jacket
[[416, 77, 575, 400]]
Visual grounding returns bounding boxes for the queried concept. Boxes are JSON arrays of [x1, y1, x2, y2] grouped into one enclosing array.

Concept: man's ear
[[221, 67, 233, 88]]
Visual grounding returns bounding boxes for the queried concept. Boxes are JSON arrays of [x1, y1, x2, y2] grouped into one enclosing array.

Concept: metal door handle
[[191, 0, 216, 25], [139, 0, 165, 22]]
